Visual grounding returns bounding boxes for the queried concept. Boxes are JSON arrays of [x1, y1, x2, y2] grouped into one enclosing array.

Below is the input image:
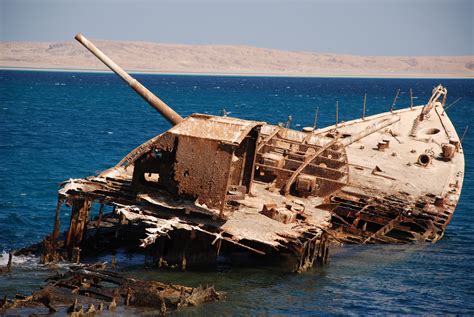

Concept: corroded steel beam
[[75, 33, 183, 126], [340, 116, 400, 147]]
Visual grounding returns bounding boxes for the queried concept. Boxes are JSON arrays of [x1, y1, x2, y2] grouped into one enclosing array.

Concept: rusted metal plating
[[43, 35, 464, 275]]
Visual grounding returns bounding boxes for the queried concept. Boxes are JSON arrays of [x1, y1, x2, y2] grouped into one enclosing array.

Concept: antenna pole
[[461, 125, 469, 144], [410, 88, 413, 110], [442, 97, 462, 115], [362, 93, 367, 120], [390, 89, 400, 113], [313, 106, 319, 131], [286, 115, 292, 129]]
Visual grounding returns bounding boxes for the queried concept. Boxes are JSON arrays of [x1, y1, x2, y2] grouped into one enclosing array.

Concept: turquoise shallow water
[[0, 70, 473, 315]]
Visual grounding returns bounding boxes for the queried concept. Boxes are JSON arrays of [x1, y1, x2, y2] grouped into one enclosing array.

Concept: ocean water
[[0, 70, 473, 315]]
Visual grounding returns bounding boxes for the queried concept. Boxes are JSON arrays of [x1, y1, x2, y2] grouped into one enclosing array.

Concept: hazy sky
[[1, 0, 472, 56]]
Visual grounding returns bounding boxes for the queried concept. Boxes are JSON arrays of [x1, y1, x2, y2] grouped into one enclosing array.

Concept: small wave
[[0, 251, 39, 267], [94, 249, 145, 268]]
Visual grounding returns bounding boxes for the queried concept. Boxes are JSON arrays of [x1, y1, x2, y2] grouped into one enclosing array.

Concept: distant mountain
[[1, 40, 472, 77]]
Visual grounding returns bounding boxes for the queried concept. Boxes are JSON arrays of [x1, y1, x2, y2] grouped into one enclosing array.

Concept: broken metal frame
[[0, 263, 223, 314]]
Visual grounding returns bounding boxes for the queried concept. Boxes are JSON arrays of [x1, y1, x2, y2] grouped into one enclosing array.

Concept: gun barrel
[[75, 33, 183, 126]]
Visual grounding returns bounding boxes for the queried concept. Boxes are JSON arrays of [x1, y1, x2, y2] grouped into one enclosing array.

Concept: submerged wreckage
[[43, 34, 464, 274]]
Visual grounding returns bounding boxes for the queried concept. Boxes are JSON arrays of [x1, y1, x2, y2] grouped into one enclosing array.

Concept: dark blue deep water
[[1, 70, 473, 315]]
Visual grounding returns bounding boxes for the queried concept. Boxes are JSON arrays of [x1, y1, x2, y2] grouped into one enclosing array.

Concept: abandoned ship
[[44, 34, 464, 273]]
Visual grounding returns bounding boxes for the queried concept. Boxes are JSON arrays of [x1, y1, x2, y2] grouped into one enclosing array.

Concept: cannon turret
[[75, 33, 183, 125]]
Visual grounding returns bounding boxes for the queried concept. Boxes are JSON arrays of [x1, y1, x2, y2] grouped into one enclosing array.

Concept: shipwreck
[[42, 34, 464, 274]]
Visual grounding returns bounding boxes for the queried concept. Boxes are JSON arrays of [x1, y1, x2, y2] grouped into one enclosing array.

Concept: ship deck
[[315, 104, 464, 243], [57, 167, 331, 271], [320, 105, 464, 199]]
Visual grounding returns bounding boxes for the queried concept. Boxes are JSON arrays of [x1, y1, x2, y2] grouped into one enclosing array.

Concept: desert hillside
[[1, 40, 472, 77]]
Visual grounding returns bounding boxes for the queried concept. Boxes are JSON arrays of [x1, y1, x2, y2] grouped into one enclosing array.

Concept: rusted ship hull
[[41, 35, 464, 273], [53, 93, 463, 271], [54, 175, 330, 272]]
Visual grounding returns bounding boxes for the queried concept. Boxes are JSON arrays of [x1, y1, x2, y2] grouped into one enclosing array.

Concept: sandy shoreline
[[1, 40, 472, 79], [1, 66, 471, 79]]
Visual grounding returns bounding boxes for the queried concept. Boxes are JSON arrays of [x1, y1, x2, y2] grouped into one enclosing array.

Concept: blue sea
[[0, 70, 473, 315]]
